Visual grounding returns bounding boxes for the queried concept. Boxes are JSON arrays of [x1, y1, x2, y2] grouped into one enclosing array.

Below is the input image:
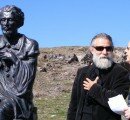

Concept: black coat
[[67, 63, 130, 120]]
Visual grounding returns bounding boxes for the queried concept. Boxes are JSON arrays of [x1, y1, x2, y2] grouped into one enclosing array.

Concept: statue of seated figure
[[0, 5, 39, 120]]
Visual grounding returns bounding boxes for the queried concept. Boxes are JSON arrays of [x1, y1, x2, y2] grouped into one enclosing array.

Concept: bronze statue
[[0, 5, 39, 120]]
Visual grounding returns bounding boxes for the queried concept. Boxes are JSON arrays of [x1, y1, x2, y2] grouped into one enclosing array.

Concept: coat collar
[[0, 34, 25, 50]]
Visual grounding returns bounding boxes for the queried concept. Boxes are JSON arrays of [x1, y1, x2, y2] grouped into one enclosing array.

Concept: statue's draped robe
[[0, 34, 39, 119]]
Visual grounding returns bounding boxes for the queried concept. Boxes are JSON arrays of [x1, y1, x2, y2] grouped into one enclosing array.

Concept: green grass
[[34, 92, 71, 120], [34, 92, 127, 120]]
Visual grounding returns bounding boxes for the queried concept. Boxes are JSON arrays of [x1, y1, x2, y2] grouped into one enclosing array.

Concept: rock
[[68, 54, 79, 64]]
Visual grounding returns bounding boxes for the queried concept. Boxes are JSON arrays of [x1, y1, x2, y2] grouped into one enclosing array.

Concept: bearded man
[[67, 33, 130, 120]]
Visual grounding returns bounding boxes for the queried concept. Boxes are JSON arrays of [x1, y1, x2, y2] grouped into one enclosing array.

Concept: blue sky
[[0, 0, 130, 48]]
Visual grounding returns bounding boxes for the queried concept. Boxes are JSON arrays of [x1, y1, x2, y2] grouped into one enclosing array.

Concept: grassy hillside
[[33, 46, 126, 120]]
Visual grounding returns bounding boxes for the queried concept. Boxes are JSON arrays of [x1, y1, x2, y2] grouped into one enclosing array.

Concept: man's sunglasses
[[93, 46, 113, 52]]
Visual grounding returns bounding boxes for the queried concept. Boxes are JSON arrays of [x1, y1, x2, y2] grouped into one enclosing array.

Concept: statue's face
[[0, 11, 18, 36]]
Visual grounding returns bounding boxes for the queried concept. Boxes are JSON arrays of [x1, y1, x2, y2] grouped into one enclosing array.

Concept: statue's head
[[0, 5, 24, 29]]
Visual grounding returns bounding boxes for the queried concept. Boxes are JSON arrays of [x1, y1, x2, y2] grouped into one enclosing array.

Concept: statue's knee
[[0, 107, 8, 120], [3, 100, 13, 110], [0, 99, 14, 116]]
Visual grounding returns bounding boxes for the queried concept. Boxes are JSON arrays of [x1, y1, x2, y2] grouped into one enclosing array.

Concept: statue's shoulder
[[0, 35, 6, 48], [23, 35, 39, 47], [22, 35, 39, 55]]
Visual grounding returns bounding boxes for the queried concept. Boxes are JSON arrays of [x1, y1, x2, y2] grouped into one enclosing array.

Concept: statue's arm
[[2, 40, 40, 96]]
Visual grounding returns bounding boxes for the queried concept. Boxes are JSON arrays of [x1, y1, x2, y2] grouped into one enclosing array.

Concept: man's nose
[[102, 48, 107, 54]]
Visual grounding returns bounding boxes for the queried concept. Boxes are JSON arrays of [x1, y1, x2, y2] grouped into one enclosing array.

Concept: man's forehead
[[93, 38, 111, 45]]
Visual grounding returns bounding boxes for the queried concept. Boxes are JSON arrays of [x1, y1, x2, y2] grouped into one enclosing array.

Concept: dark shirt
[[67, 63, 130, 120]]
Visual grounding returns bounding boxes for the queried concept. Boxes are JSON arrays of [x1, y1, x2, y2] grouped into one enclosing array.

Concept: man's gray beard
[[92, 54, 113, 69]]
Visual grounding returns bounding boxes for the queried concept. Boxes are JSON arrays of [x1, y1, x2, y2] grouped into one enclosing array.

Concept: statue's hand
[[0, 50, 17, 64]]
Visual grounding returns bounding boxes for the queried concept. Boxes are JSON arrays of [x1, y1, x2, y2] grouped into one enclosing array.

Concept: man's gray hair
[[91, 33, 114, 47]]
